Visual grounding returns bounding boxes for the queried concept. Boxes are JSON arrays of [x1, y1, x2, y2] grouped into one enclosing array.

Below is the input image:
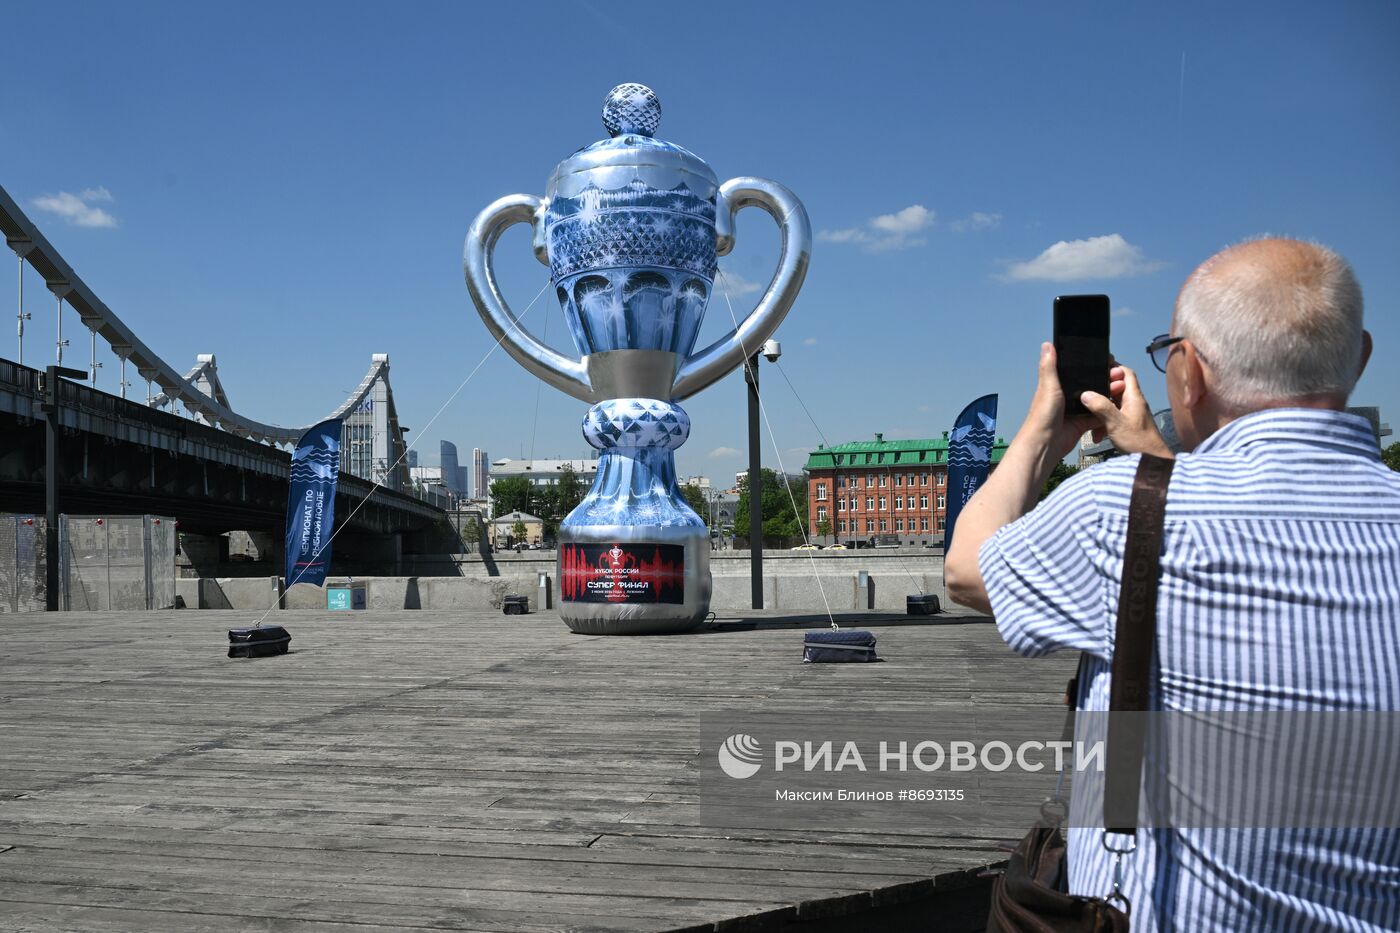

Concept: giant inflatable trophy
[[464, 84, 810, 634]]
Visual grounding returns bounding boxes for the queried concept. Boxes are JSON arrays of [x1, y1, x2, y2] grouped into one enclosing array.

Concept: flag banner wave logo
[[944, 394, 997, 554], [284, 419, 343, 588]]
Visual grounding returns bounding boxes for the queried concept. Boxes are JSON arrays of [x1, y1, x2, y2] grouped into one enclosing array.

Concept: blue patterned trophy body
[[548, 163, 715, 360], [463, 84, 811, 634]]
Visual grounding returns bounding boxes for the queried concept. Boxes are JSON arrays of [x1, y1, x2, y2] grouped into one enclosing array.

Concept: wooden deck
[[0, 609, 1074, 932]]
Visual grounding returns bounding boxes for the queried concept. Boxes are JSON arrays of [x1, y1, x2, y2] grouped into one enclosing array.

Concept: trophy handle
[[464, 194, 592, 402], [671, 177, 811, 401]]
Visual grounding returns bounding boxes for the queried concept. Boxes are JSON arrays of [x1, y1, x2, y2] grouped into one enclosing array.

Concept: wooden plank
[[0, 823, 981, 876], [0, 609, 1072, 930]]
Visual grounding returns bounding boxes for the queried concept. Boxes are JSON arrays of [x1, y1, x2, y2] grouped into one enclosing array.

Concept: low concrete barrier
[[178, 576, 281, 610], [177, 550, 947, 613]]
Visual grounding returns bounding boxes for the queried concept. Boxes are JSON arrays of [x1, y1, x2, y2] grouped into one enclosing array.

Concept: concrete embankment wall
[[178, 550, 948, 613]]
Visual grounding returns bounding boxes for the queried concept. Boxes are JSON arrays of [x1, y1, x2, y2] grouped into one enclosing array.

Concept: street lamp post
[[41, 364, 89, 610], [744, 339, 782, 609]]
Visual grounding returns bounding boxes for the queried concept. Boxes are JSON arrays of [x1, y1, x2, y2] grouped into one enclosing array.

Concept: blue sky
[[4, 1, 1397, 482]]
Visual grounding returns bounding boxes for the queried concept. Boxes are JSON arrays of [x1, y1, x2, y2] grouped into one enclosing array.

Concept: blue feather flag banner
[[284, 419, 343, 588], [944, 394, 997, 555]]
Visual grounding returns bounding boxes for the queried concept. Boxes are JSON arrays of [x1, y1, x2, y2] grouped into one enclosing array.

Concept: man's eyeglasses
[[1146, 334, 1186, 373]]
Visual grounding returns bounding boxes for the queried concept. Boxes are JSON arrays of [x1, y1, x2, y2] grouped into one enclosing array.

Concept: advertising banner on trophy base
[[560, 543, 685, 604]]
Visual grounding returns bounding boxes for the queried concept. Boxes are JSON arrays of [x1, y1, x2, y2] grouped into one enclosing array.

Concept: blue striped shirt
[[979, 408, 1400, 932]]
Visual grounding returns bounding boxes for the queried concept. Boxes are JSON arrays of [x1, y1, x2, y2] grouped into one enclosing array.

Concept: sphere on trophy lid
[[601, 83, 662, 138]]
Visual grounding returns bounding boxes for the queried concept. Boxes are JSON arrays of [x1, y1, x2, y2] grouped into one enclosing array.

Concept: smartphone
[[1053, 295, 1110, 417]]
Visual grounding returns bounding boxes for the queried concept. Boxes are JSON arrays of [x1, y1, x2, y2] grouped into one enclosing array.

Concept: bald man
[[946, 239, 1398, 931]]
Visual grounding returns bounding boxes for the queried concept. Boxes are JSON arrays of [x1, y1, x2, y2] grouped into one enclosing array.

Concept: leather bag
[[802, 629, 878, 662]]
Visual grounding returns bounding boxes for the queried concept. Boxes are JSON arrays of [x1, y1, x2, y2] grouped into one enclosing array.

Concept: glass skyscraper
[[440, 441, 462, 496]]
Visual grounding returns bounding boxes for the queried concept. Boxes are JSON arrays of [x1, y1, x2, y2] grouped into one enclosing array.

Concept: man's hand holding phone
[[1023, 342, 1103, 463], [1081, 365, 1174, 459], [1048, 293, 1171, 459], [946, 299, 1168, 614]]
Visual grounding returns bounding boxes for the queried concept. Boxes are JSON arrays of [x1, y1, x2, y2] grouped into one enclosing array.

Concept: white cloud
[[31, 189, 118, 228], [1113, 306, 1137, 318], [801, 336, 818, 346], [819, 204, 933, 252], [817, 227, 868, 244], [870, 205, 933, 235], [714, 269, 762, 298], [1004, 234, 1163, 282], [708, 446, 740, 459], [951, 211, 1002, 233]]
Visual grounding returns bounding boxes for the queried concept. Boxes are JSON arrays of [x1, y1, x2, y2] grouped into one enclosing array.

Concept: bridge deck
[[0, 357, 442, 537], [0, 609, 1073, 932]]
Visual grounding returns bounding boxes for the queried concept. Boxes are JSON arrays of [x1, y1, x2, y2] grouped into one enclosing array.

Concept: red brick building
[[804, 432, 1008, 546]]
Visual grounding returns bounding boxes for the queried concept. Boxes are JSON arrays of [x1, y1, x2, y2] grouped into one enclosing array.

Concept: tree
[[734, 469, 806, 544], [491, 476, 533, 519], [511, 520, 527, 544], [554, 464, 585, 516], [536, 465, 586, 540], [679, 483, 709, 521], [815, 517, 833, 543], [1384, 442, 1400, 473], [1040, 462, 1078, 501], [462, 518, 481, 546]]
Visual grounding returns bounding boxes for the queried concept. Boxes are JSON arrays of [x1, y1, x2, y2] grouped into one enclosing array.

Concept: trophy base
[[562, 615, 704, 636], [556, 523, 711, 635]]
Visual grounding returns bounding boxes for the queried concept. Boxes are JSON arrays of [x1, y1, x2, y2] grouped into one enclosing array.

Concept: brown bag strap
[[1103, 453, 1174, 835]]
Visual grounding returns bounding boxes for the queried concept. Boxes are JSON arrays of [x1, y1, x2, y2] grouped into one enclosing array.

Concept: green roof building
[[803, 432, 1008, 546]]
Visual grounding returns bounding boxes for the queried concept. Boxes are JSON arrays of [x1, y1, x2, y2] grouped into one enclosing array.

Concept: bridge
[[0, 183, 447, 572]]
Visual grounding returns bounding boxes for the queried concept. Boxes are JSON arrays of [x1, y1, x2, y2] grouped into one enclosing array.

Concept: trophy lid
[[545, 84, 719, 201]]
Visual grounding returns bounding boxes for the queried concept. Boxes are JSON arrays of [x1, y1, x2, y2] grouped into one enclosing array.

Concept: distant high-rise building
[[472, 448, 489, 498], [406, 449, 419, 469], [440, 441, 462, 496]]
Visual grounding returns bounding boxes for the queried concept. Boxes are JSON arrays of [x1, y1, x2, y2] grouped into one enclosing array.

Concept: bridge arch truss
[[1, 184, 410, 493]]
